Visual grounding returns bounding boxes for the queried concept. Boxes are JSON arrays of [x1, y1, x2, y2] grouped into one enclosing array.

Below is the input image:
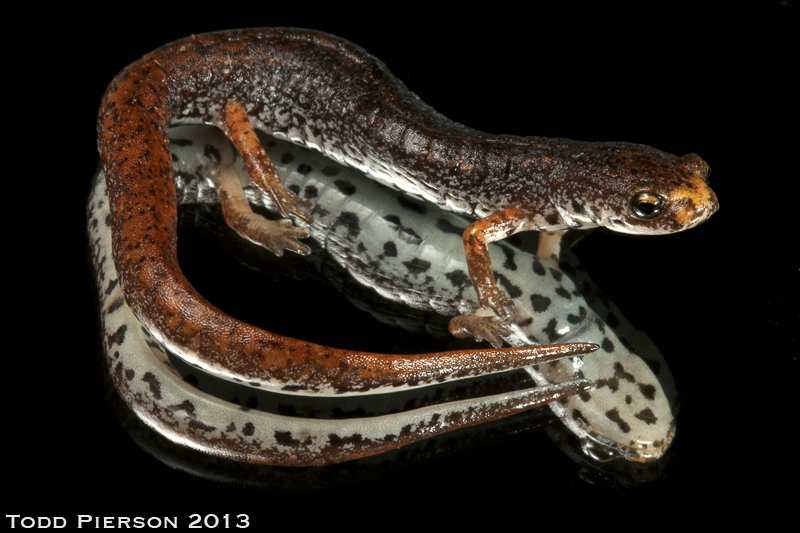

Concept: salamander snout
[[672, 154, 718, 228]]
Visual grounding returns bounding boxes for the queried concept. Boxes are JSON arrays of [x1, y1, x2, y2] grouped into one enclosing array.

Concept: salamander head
[[551, 143, 719, 234]]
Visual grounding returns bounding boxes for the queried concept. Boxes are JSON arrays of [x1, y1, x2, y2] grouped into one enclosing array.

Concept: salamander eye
[[630, 192, 664, 219]]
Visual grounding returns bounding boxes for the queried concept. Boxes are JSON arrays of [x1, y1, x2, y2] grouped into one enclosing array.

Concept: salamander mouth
[[607, 218, 668, 235]]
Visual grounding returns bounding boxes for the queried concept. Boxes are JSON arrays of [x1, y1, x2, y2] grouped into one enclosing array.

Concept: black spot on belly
[[555, 287, 572, 300], [634, 408, 658, 425], [436, 218, 464, 235], [333, 179, 356, 195], [549, 268, 563, 282], [124, 368, 135, 381], [140, 371, 162, 399], [596, 377, 620, 392], [383, 214, 401, 226], [334, 212, 360, 237], [613, 362, 635, 382], [280, 151, 294, 164], [602, 337, 615, 352], [403, 258, 431, 275], [170, 399, 196, 415], [383, 241, 398, 257], [108, 296, 124, 314], [530, 294, 551, 312], [638, 383, 657, 400], [397, 195, 427, 215], [605, 408, 631, 433], [274, 430, 299, 446], [498, 245, 517, 271], [445, 269, 470, 288], [532, 261, 546, 276], [108, 324, 127, 347], [242, 422, 256, 436], [496, 273, 522, 298], [572, 409, 589, 425], [288, 184, 301, 195], [543, 317, 560, 342], [297, 163, 312, 175], [329, 433, 366, 447], [187, 417, 217, 433], [605, 312, 620, 328]]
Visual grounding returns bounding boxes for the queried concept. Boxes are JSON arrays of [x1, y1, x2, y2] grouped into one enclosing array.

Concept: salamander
[[97, 28, 716, 394], [91, 123, 677, 466]]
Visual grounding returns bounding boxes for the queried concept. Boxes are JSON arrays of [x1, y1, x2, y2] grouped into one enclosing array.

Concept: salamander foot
[[448, 311, 509, 348], [228, 212, 311, 257]]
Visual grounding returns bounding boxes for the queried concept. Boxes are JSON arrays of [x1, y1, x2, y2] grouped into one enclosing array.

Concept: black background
[[10, 2, 795, 525]]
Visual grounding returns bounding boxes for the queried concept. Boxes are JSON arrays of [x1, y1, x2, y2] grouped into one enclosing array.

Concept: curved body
[[89, 126, 673, 465], [97, 29, 714, 400]]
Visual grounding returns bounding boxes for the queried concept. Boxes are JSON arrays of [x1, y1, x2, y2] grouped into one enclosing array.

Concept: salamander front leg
[[219, 101, 313, 256], [451, 206, 531, 346]]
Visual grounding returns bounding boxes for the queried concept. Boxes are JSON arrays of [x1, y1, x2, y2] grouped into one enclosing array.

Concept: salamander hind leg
[[218, 101, 313, 256], [537, 230, 565, 266]]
